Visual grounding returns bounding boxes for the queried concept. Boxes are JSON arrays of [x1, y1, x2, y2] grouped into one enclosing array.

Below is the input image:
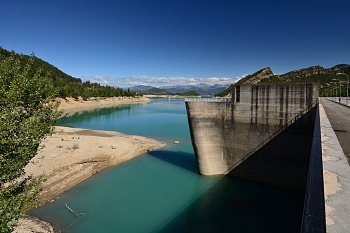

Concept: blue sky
[[1, 0, 349, 88]]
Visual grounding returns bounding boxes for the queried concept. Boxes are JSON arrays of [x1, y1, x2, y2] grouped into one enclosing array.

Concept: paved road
[[320, 98, 350, 157], [320, 101, 350, 232]]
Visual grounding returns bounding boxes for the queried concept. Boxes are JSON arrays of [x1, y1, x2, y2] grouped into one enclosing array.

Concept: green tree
[[0, 52, 60, 232]]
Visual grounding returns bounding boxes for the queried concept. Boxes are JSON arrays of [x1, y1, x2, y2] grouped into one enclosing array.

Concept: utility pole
[[337, 73, 349, 106], [333, 79, 341, 103]]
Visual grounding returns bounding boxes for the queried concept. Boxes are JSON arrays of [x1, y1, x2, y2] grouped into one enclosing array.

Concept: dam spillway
[[185, 83, 319, 192]]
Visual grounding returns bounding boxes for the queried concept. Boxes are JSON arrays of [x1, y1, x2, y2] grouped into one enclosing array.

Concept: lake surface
[[31, 98, 304, 233]]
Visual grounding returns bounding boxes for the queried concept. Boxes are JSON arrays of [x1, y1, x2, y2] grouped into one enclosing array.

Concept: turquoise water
[[31, 98, 304, 232]]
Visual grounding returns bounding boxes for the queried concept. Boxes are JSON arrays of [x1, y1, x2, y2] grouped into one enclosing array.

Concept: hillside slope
[[0, 47, 138, 99], [216, 64, 350, 97]]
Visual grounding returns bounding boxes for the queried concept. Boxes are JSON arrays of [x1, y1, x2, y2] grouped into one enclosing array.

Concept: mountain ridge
[[129, 83, 229, 95], [216, 64, 350, 97]]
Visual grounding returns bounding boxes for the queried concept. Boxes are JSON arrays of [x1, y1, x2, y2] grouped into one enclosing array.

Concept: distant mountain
[[164, 83, 229, 95], [129, 83, 229, 95], [128, 85, 200, 96], [128, 85, 155, 92], [140, 87, 171, 95]]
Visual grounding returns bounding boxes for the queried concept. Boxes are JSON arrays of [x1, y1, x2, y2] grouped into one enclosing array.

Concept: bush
[[0, 52, 60, 232]]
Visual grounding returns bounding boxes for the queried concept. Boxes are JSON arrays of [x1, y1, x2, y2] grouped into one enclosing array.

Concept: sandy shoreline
[[14, 97, 165, 233], [58, 96, 151, 116], [26, 126, 165, 204]]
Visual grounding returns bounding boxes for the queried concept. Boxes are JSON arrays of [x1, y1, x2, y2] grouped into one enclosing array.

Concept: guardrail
[[185, 98, 232, 102]]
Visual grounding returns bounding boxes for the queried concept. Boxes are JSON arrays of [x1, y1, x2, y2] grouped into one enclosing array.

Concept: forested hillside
[[0, 47, 138, 99]]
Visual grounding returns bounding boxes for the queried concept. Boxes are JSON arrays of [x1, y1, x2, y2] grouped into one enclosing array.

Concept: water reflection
[[59, 105, 132, 126]]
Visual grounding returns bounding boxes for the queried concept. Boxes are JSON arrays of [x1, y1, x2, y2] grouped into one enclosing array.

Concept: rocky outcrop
[[280, 64, 350, 81], [281, 65, 326, 81], [13, 216, 54, 233], [327, 64, 350, 75], [237, 67, 274, 84]]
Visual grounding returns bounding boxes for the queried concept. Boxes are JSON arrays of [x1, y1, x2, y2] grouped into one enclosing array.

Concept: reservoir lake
[[31, 98, 304, 233]]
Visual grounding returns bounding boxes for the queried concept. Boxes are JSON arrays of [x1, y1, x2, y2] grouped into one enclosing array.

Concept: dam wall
[[228, 105, 317, 192], [232, 83, 318, 125], [185, 83, 319, 187]]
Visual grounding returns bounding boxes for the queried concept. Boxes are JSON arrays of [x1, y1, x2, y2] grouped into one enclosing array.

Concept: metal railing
[[185, 97, 232, 102], [223, 99, 319, 174]]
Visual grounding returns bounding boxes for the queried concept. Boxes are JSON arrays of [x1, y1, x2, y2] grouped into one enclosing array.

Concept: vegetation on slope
[[214, 86, 232, 97], [0, 53, 60, 232], [0, 47, 139, 99], [258, 75, 286, 84], [236, 67, 273, 84]]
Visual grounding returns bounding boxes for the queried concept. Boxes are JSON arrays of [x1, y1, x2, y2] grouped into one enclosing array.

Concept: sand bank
[[25, 126, 165, 203], [14, 126, 165, 232]]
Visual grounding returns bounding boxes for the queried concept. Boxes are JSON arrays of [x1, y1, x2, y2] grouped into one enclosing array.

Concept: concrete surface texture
[[228, 106, 316, 192], [186, 83, 319, 176], [319, 99, 350, 232], [232, 83, 319, 125]]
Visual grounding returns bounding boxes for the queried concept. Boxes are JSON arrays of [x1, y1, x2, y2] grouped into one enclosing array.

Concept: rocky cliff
[[237, 67, 274, 84], [280, 64, 350, 81], [280, 66, 325, 81]]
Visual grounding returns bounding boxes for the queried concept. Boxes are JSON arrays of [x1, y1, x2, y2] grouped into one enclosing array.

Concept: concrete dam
[[185, 83, 319, 193]]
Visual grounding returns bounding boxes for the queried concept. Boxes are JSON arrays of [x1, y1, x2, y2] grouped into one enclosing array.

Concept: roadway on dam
[[319, 97, 350, 232], [320, 98, 350, 157]]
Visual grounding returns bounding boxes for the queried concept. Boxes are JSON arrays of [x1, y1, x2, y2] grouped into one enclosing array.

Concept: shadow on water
[[147, 150, 199, 174], [155, 176, 304, 233], [147, 148, 304, 233]]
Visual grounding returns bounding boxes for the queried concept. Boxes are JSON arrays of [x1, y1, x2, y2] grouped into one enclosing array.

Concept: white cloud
[[81, 75, 247, 88]]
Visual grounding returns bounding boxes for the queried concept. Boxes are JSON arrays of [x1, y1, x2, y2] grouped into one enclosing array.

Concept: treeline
[[0, 47, 139, 99], [56, 80, 136, 100]]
